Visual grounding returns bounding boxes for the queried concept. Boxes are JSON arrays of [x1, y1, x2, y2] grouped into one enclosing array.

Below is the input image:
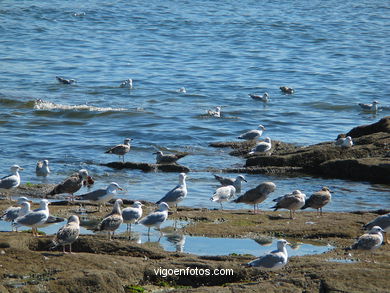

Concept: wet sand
[[1, 199, 389, 292]]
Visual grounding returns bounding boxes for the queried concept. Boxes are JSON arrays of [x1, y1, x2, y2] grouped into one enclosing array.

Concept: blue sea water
[[0, 0, 389, 213]]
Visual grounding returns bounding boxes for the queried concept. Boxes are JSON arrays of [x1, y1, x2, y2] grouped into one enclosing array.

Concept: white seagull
[[210, 185, 236, 210], [358, 100, 380, 112], [237, 125, 266, 141], [249, 137, 272, 155], [138, 202, 169, 237], [120, 78, 133, 89], [249, 92, 270, 102], [213, 174, 247, 193], [75, 182, 123, 211], [14, 199, 50, 236], [207, 106, 221, 118], [0, 165, 24, 200], [122, 201, 143, 232], [156, 173, 187, 210], [1, 197, 31, 231], [36, 160, 51, 177], [247, 239, 290, 270]]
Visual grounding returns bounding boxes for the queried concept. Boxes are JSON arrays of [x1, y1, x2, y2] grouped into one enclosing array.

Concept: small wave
[[33, 99, 127, 112]]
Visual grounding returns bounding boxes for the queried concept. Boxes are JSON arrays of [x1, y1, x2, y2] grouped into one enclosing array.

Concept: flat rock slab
[[102, 161, 190, 173]]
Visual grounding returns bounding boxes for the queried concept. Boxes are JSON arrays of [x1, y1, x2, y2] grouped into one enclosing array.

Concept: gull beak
[[243, 179, 248, 182], [118, 187, 123, 191], [286, 242, 291, 246], [19, 167, 24, 171]]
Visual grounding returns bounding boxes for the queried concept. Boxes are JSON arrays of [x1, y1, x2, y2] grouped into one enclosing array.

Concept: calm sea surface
[[0, 0, 389, 212]]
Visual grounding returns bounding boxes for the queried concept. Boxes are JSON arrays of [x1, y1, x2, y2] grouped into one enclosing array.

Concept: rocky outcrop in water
[[212, 117, 390, 184], [101, 161, 190, 173]]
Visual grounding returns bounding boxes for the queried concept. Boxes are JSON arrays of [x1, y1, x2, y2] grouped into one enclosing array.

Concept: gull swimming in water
[[364, 213, 390, 244], [271, 190, 306, 219], [47, 169, 89, 198], [0, 165, 24, 200], [1, 197, 31, 231], [156, 173, 187, 210], [335, 136, 353, 148], [138, 202, 169, 237], [280, 86, 294, 94], [248, 137, 272, 155], [105, 138, 132, 162], [56, 76, 76, 84], [120, 78, 133, 89], [210, 185, 236, 210], [96, 199, 123, 240], [14, 199, 50, 236], [358, 100, 380, 112], [50, 215, 80, 254], [213, 174, 247, 193], [36, 160, 50, 177], [75, 182, 123, 211], [301, 186, 332, 216], [348, 226, 384, 253], [122, 201, 143, 232], [153, 151, 188, 164], [233, 182, 276, 213], [247, 239, 290, 270], [207, 106, 221, 118], [237, 125, 266, 141], [249, 92, 270, 102], [178, 87, 186, 93]]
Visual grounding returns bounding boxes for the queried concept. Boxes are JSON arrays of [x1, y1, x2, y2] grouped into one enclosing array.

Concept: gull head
[[79, 169, 89, 179], [321, 186, 332, 193], [258, 125, 266, 131], [114, 199, 123, 206], [68, 215, 80, 225], [43, 160, 49, 166], [133, 201, 143, 208], [11, 165, 23, 172], [39, 199, 50, 208], [369, 226, 384, 234], [158, 202, 170, 211], [17, 197, 29, 204], [108, 182, 123, 191], [372, 100, 380, 105], [237, 175, 247, 182], [264, 137, 271, 143], [124, 138, 133, 144], [277, 239, 291, 250]]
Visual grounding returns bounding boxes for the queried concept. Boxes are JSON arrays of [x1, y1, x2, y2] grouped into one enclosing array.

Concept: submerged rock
[[101, 161, 190, 173]]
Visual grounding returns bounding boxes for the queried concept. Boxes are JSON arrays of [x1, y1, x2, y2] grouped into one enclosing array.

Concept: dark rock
[[346, 116, 390, 138], [102, 161, 190, 173]]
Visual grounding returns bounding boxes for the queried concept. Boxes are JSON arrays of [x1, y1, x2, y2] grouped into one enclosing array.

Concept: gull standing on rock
[[47, 169, 89, 198], [213, 174, 247, 193], [210, 185, 236, 210], [154, 151, 188, 164], [301, 186, 332, 216], [207, 106, 221, 118], [0, 165, 23, 201], [271, 190, 306, 219], [364, 213, 390, 244], [156, 173, 187, 210], [335, 136, 353, 148], [105, 138, 132, 162], [122, 201, 143, 232], [233, 182, 276, 213], [358, 100, 380, 112], [14, 199, 50, 236], [247, 239, 290, 270], [96, 199, 123, 240], [75, 182, 123, 211], [1, 197, 31, 231], [50, 215, 80, 254], [138, 202, 169, 237], [348, 226, 384, 255], [237, 125, 266, 141], [249, 93, 270, 102], [248, 137, 272, 155], [36, 160, 50, 177]]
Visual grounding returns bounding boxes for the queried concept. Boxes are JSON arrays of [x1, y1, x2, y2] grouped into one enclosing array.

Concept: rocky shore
[[211, 117, 390, 183]]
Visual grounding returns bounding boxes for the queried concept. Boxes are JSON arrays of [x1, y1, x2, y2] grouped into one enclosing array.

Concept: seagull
[[363, 213, 390, 244], [36, 160, 50, 177], [0, 165, 23, 200], [358, 100, 380, 112], [301, 186, 332, 216], [178, 87, 186, 93], [122, 201, 143, 232], [156, 173, 187, 210], [335, 136, 353, 148], [56, 76, 76, 85], [280, 86, 294, 94], [248, 137, 272, 155], [247, 239, 290, 270], [348, 226, 384, 252], [249, 92, 270, 102], [237, 125, 266, 141], [75, 182, 123, 211], [138, 202, 169, 237], [14, 199, 50, 236], [47, 169, 89, 198], [50, 215, 80, 254], [271, 190, 306, 219], [213, 174, 247, 193], [120, 78, 133, 89], [1, 197, 31, 231], [210, 185, 236, 210], [233, 182, 276, 213], [154, 151, 188, 164], [105, 138, 132, 162], [96, 199, 123, 240], [207, 106, 221, 118]]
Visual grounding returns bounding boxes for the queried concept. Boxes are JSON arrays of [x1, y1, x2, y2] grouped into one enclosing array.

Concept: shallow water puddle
[[327, 258, 359, 264]]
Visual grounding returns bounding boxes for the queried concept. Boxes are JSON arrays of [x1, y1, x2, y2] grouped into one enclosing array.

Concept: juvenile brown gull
[[301, 186, 332, 216], [237, 125, 266, 141], [47, 169, 89, 197], [247, 239, 290, 270], [271, 190, 306, 219], [213, 174, 247, 193], [105, 138, 132, 162], [233, 182, 276, 213], [348, 226, 384, 252], [96, 199, 123, 240], [154, 151, 188, 164], [50, 215, 80, 254]]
